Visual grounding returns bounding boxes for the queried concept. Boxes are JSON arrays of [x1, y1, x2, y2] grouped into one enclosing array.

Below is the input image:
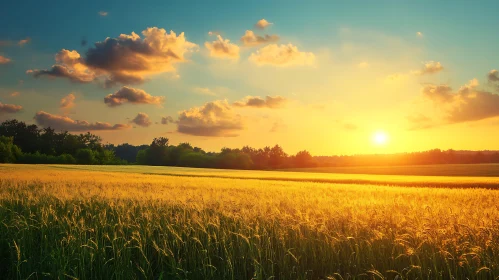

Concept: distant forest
[[2, 119, 499, 169]]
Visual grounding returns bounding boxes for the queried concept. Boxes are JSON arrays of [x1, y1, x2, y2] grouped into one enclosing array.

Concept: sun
[[372, 131, 389, 146]]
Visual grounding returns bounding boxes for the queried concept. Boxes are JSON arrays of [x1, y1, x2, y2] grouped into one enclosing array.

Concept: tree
[[0, 136, 22, 163], [294, 150, 316, 168], [217, 148, 253, 169], [268, 145, 287, 168], [136, 149, 147, 165], [151, 137, 169, 148], [111, 143, 148, 163], [0, 119, 40, 154], [76, 149, 97, 165], [178, 152, 215, 168]]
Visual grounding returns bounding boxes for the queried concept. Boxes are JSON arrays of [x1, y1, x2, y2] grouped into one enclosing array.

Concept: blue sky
[[1, 1, 499, 154]]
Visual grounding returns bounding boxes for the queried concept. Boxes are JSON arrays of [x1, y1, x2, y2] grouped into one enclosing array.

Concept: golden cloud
[[0, 102, 22, 114], [130, 113, 152, 127], [177, 100, 244, 137], [240, 30, 279, 47], [60, 93, 76, 113], [249, 44, 315, 67], [233, 95, 287, 108], [255, 19, 273, 29], [421, 81, 499, 124], [34, 111, 130, 131], [161, 116, 174, 125], [205, 35, 240, 59], [28, 28, 198, 87], [413, 61, 444, 75], [104, 86, 164, 107]]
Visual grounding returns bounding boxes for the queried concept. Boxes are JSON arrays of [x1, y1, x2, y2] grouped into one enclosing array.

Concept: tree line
[[2, 119, 499, 169], [0, 119, 316, 168]]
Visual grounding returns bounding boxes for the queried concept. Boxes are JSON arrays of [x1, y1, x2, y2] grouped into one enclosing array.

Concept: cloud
[[422, 84, 454, 103], [488, 69, 499, 82], [208, 31, 221, 36], [358, 62, 369, 69], [255, 19, 273, 29], [416, 32, 423, 37], [98, 11, 108, 16], [240, 30, 279, 47], [0, 56, 11, 64], [161, 116, 174, 124], [104, 86, 164, 107], [406, 113, 434, 130], [193, 87, 217, 96], [270, 120, 286, 132], [131, 112, 152, 127], [421, 85, 454, 103], [413, 61, 444, 75], [18, 38, 30, 46], [29, 28, 198, 87], [0, 38, 30, 47], [27, 49, 95, 83], [10, 91, 20, 97], [177, 100, 244, 137], [233, 95, 287, 108], [249, 44, 315, 67], [60, 93, 76, 113], [34, 111, 130, 131], [343, 123, 358, 130], [204, 35, 239, 59], [458, 78, 479, 94], [86, 28, 197, 86], [0, 102, 22, 114], [420, 82, 499, 124]]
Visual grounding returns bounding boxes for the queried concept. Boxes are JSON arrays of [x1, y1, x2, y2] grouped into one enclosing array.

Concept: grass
[[0, 164, 498, 279]]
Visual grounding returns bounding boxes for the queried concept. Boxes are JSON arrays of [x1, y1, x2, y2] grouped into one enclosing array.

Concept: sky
[[2, 0, 499, 155]]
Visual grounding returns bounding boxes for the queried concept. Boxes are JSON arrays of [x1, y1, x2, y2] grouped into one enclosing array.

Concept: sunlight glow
[[372, 131, 389, 146]]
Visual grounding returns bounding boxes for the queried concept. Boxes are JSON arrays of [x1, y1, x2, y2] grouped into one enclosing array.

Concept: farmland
[[284, 163, 499, 177], [0, 164, 498, 279]]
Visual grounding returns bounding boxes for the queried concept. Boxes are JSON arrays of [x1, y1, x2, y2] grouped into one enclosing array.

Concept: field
[[0, 165, 498, 279], [284, 163, 499, 177]]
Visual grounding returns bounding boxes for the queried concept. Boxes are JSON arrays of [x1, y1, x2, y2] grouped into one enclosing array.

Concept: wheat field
[[0, 164, 498, 279]]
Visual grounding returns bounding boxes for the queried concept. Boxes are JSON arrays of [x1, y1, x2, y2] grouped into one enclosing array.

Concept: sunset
[[1, 1, 499, 279]]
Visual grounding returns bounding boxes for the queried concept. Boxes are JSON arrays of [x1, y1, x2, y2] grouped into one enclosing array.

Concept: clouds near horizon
[[131, 113, 152, 127], [177, 100, 244, 137], [233, 95, 287, 108], [418, 80, 499, 126], [34, 111, 130, 131], [104, 86, 164, 107], [0, 102, 22, 114]]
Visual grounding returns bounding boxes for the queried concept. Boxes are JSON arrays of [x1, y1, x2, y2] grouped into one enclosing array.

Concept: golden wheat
[[0, 164, 498, 279]]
